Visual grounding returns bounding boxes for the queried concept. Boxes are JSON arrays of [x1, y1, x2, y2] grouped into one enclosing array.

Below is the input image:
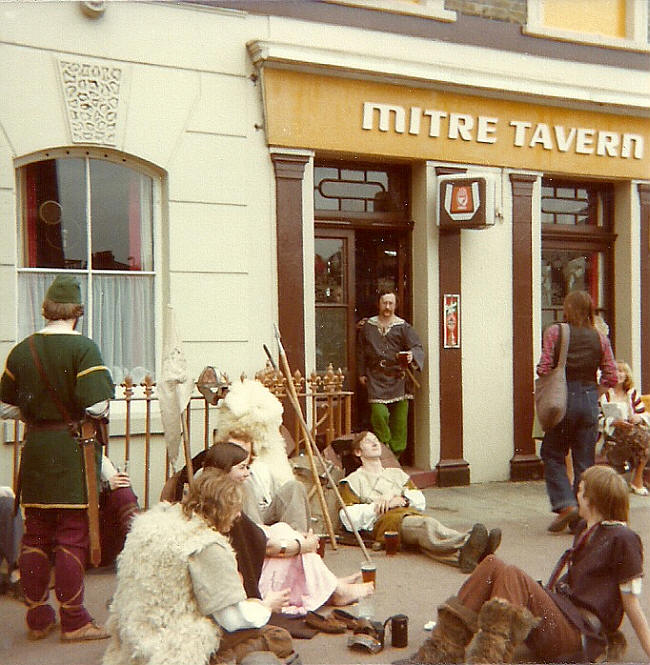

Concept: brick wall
[[444, 0, 527, 24]]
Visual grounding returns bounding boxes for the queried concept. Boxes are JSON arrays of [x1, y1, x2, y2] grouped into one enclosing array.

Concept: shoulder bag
[[535, 323, 570, 431]]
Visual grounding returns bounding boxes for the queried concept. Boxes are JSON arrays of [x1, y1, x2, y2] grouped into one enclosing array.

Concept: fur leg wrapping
[[415, 597, 477, 664], [465, 597, 539, 664], [606, 630, 627, 662]]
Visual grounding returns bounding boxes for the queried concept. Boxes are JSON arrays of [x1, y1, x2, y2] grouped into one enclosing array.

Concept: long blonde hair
[[182, 468, 242, 534], [616, 360, 634, 392]]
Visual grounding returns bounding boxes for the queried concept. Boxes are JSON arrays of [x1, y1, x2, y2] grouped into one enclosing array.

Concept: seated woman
[[204, 442, 373, 616], [98, 456, 139, 567], [103, 469, 294, 665], [408, 465, 650, 664], [600, 360, 650, 495]]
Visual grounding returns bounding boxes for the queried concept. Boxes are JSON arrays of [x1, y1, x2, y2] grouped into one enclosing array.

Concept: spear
[[270, 326, 371, 562]]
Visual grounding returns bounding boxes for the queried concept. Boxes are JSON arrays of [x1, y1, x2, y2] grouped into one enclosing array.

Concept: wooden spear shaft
[[272, 328, 372, 562], [273, 334, 337, 549], [181, 406, 194, 485]]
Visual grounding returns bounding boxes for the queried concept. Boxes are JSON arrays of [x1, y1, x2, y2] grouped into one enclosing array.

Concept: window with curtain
[[18, 156, 156, 384]]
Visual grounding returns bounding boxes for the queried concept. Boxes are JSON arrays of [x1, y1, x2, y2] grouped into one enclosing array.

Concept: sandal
[[304, 611, 346, 634], [331, 609, 366, 631]]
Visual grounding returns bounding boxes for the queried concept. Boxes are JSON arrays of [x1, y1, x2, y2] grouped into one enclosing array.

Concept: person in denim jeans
[[536, 291, 617, 533]]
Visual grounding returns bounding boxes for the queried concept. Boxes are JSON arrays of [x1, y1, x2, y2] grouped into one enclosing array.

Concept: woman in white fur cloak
[[102, 470, 293, 665]]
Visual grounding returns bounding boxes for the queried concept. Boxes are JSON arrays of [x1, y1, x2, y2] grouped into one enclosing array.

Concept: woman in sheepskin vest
[[102, 470, 293, 665]]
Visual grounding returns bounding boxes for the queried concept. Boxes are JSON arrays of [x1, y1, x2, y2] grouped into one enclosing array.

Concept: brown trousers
[[458, 555, 582, 662]]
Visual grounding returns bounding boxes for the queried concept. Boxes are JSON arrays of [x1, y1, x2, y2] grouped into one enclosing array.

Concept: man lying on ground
[[338, 431, 501, 573]]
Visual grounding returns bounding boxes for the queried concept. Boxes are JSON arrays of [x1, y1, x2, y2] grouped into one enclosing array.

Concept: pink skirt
[[259, 522, 337, 616]]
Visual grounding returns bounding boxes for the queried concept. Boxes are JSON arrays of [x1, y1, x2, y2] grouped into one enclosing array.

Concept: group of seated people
[[82, 378, 650, 664]]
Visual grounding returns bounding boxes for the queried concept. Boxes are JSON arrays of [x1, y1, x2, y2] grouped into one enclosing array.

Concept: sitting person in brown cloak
[[401, 465, 650, 664]]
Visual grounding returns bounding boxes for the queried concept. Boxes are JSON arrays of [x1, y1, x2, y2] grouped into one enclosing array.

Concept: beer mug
[[384, 613, 408, 648]]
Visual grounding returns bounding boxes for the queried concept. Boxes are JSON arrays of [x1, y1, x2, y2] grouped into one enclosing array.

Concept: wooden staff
[[181, 406, 194, 484], [405, 366, 421, 390], [271, 328, 372, 562]]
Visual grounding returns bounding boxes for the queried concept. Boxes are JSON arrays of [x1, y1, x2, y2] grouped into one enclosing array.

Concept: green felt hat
[[45, 275, 82, 304]]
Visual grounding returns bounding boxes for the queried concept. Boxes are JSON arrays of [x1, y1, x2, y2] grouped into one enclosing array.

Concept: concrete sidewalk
[[1, 479, 649, 665]]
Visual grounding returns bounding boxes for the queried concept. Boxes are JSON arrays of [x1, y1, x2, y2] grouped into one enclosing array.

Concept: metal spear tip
[[273, 324, 286, 355], [263, 343, 278, 370]]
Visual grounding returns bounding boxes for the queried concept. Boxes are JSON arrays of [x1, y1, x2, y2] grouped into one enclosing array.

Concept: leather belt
[[377, 359, 400, 369]]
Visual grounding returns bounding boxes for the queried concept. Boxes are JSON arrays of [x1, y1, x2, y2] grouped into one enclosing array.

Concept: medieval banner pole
[[271, 326, 372, 562], [181, 409, 194, 484]]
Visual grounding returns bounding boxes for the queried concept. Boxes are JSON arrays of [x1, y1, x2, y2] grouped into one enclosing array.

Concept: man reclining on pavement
[[338, 431, 501, 573]]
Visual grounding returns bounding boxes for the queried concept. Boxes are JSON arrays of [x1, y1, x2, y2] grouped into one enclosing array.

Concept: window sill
[[523, 25, 650, 53], [321, 0, 456, 22]]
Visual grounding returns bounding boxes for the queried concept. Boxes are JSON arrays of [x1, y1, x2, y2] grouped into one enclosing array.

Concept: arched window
[[17, 152, 157, 384]]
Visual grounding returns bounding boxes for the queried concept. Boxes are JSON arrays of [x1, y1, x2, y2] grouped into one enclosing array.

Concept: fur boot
[[465, 597, 539, 664], [606, 630, 627, 662], [414, 597, 478, 664]]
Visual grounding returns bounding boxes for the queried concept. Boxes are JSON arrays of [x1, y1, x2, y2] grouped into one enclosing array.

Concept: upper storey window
[[18, 153, 156, 384], [321, 0, 456, 21], [526, 0, 649, 50]]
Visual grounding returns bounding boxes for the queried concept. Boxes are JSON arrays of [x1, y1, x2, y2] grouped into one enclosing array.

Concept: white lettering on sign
[[361, 102, 644, 159]]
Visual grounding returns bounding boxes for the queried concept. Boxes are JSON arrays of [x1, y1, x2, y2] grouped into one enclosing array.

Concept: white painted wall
[[0, 2, 280, 491]]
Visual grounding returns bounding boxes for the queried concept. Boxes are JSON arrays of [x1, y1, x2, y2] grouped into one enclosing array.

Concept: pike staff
[[270, 327, 372, 562]]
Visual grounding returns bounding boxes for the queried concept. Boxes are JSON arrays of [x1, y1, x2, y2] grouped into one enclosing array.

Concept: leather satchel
[[535, 323, 570, 431]]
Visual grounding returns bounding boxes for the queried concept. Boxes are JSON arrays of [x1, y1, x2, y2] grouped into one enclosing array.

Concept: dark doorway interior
[[313, 160, 414, 461]]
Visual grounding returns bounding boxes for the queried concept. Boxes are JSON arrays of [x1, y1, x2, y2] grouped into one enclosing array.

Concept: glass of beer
[[361, 561, 377, 588], [317, 535, 327, 558], [384, 530, 400, 556], [397, 351, 410, 368]]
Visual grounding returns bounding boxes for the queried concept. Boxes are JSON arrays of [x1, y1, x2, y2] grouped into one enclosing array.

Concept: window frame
[[540, 176, 616, 345], [321, 0, 456, 22], [525, 0, 650, 52], [14, 147, 164, 396]]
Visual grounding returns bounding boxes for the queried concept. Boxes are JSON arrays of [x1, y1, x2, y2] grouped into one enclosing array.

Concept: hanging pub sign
[[437, 174, 496, 229], [443, 294, 460, 349]]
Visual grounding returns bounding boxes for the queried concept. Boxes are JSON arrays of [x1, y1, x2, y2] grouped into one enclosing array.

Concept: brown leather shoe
[[548, 506, 579, 533], [459, 523, 489, 574], [60, 620, 109, 642], [27, 621, 57, 641], [304, 611, 346, 633]]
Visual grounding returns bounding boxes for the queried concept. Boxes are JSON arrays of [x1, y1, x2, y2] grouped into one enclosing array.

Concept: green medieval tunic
[[1, 331, 114, 508]]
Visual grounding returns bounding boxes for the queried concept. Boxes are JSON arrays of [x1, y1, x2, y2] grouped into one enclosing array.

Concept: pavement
[[1, 478, 650, 665]]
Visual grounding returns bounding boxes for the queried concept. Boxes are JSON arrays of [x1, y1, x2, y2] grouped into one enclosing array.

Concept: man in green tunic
[[0, 275, 114, 641]]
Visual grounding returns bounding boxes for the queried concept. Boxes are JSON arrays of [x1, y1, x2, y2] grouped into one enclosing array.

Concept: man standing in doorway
[[358, 290, 424, 458]]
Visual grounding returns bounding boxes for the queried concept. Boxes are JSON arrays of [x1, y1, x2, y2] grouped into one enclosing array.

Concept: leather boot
[[465, 597, 539, 664], [413, 596, 478, 664]]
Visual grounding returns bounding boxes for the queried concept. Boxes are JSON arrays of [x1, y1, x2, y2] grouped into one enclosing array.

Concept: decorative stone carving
[[59, 59, 121, 145]]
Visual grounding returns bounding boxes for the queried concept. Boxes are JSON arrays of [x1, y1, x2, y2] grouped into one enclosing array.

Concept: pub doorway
[[313, 161, 414, 461]]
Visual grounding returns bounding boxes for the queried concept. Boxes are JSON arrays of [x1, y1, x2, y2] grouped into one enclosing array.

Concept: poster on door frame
[[443, 294, 460, 349]]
